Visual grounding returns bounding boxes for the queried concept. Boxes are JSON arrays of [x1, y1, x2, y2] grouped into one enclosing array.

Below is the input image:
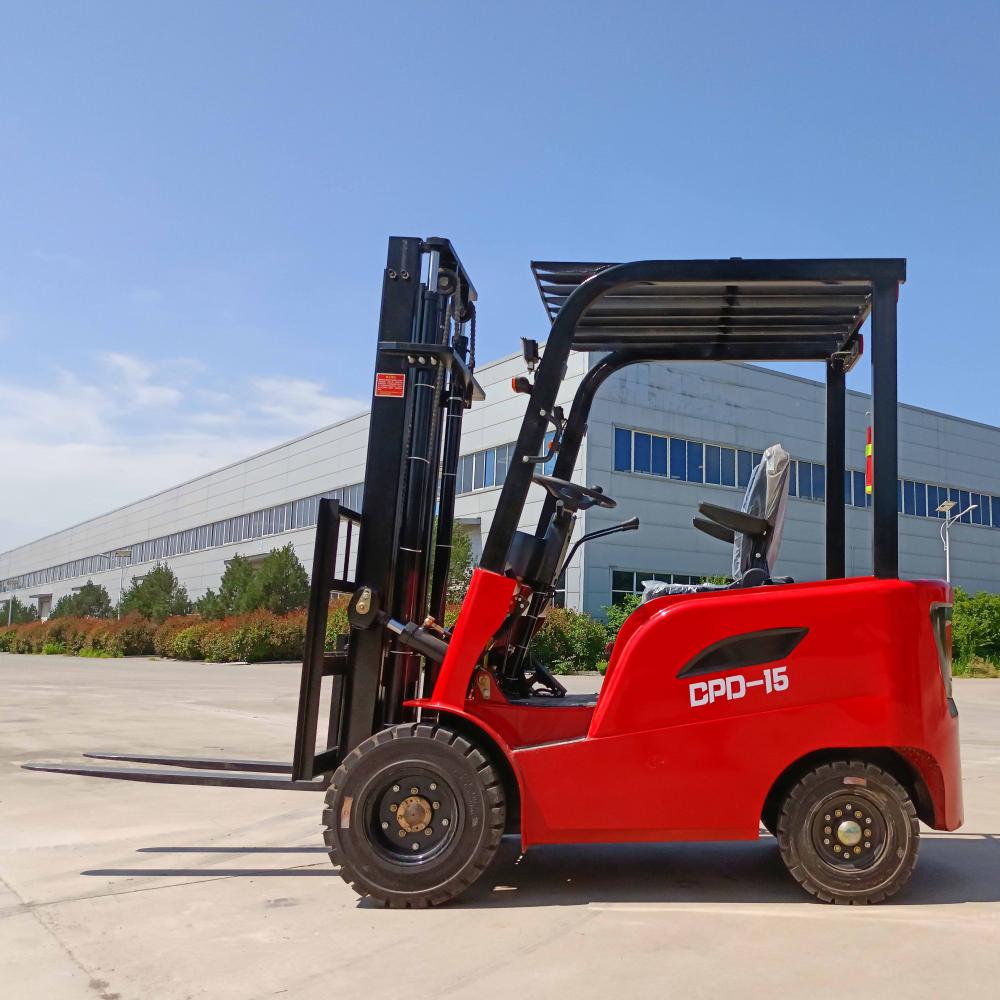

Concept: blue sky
[[1, 1, 998, 547]]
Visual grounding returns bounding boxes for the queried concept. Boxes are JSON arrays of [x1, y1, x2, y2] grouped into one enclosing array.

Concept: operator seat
[[642, 443, 791, 599]]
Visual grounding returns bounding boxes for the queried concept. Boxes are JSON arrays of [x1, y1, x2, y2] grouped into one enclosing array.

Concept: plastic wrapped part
[[731, 443, 790, 582], [641, 579, 728, 601]]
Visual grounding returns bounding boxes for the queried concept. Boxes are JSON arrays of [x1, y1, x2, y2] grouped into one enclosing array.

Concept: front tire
[[776, 759, 919, 904], [322, 723, 505, 907]]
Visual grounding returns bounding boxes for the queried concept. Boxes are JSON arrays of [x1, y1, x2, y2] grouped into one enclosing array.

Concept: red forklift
[[27, 239, 963, 906]]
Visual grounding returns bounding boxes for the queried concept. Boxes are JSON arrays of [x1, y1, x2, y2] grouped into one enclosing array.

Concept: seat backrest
[[732, 443, 790, 581]]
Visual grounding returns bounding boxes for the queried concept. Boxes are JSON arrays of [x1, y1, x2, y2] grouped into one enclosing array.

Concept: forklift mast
[[292, 237, 482, 780]]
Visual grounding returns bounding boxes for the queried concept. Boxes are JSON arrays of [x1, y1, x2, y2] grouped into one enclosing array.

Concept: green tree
[[239, 545, 309, 615], [427, 520, 475, 606], [197, 554, 256, 619], [447, 527, 475, 603], [3, 595, 38, 624], [51, 579, 114, 619], [119, 564, 191, 622]]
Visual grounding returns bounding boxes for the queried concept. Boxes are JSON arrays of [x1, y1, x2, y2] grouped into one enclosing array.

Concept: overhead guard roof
[[530, 258, 906, 361]]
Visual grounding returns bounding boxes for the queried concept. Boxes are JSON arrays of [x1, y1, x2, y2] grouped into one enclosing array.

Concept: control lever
[[558, 516, 640, 580]]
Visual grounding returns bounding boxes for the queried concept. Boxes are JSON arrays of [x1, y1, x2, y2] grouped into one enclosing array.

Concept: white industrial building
[[4, 349, 1000, 619]]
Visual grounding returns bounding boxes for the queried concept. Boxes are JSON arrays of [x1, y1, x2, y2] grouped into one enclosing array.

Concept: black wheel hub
[[367, 768, 460, 865], [811, 792, 888, 871]]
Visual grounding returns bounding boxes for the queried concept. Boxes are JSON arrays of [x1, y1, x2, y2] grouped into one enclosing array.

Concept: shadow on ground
[[454, 833, 1000, 908], [80, 833, 1000, 906]]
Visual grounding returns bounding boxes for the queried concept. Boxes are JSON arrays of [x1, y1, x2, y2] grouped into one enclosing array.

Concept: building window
[[634, 432, 651, 474], [455, 441, 520, 495], [652, 435, 668, 476], [682, 440, 700, 483], [614, 427, 631, 471], [669, 437, 686, 480], [4, 480, 364, 592], [705, 445, 721, 484], [792, 459, 829, 499], [611, 424, 1000, 528]]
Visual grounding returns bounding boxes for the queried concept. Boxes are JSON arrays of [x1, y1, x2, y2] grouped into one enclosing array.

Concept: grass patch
[[953, 656, 1000, 678]]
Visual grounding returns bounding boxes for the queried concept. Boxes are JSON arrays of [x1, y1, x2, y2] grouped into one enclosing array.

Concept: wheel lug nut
[[392, 785, 399, 792], [411, 842, 419, 851], [865, 842, 871, 848], [389, 804, 397, 812], [398, 830, 406, 838], [835, 809, 843, 817], [410, 787, 419, 795], [824, 814, 831, 821], [823, 838, 830, 845], [824, 826, 832, 835], [853, 847, 862, 855], [430, 783, 437, 791], [442, 818, 449, 827], [433, 801, 440, 810], [855, 810, 862, 819], [381, 821, 389, 829], [864, 829, 871, 837], [425, 828, 433, 837]]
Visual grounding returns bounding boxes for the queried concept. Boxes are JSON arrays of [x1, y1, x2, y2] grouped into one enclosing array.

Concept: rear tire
[[322, 723, 505, 908], [776, 759, 919, 904]]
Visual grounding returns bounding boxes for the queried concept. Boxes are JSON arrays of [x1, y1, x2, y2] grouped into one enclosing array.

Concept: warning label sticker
[[375, 373, 405, 398]]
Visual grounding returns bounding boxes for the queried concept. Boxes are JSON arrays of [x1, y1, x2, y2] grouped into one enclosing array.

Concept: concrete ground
[[2, 655, 999, 1000]]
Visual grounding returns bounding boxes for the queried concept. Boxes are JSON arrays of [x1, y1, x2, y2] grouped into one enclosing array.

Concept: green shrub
[[199, 609, 308, 663], [153, 615, 199, 656], [42, 641, 66, 655], [603, 593, 642, 641], [12, 621, 50, 653], [61, 618, 102, 654], [169, 620, 222, 659], [531, 607, 607, 674], [324, 597, 350, 650], [952, 588, 1000, 670], [80, 614, 156, 656]]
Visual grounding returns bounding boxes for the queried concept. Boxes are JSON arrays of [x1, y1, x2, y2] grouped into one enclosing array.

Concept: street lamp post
[[111, 549, 132, 617], [94, 548, 133, 617], [936, 499, 978, 584]]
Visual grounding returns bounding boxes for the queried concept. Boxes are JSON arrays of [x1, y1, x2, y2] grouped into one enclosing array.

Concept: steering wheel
[[532, 473, 617, 511]]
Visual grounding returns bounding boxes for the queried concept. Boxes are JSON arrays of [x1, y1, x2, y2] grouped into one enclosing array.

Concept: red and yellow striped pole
[[865, 425, 873, 496]]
